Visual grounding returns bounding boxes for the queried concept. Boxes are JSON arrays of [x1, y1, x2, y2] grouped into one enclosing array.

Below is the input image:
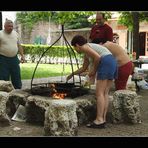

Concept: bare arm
[[66, 54, 89, 81], [17, 43, 25, 63]]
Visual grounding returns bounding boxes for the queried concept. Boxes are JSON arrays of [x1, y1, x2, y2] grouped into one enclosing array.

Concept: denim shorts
[[97, 54, 118, 80]]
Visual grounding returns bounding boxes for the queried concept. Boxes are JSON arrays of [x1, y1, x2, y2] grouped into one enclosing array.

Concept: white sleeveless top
[[87, 43, 112, 56]]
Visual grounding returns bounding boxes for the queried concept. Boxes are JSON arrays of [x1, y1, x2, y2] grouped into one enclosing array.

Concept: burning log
[[52, 92, 67, 99], [48, 83, 68, 99], [31, 82, 90, 98]]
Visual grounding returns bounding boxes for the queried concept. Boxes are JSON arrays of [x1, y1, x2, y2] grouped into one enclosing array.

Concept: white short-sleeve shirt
[[0, 30, 20, 57]]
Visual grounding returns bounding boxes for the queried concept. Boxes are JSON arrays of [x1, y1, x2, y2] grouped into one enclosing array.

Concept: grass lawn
[[20, 63, 79, 80]]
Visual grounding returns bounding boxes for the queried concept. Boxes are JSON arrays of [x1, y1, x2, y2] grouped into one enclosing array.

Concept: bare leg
[[103, 80, 113, 122], [94, 79, 108, 124]]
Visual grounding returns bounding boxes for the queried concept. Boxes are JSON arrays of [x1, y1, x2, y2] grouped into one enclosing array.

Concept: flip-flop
[[86, 122, 106, 129]]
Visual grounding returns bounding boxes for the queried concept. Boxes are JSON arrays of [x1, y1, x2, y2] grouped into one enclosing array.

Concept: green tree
[[16, 11, 112, 30], [118, 11, 148, 31], [50, 11, 95, 29], [50, 11, 112, 28], [16, 11, 52, 32], [118, 11, 148, 58], [16, 11, 94, 30]]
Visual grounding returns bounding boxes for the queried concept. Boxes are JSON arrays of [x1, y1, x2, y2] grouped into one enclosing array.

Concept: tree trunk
[[132, 12, 139, 59]]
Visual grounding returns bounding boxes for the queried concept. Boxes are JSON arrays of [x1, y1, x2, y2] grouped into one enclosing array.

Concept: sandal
[[86, 122, 106, 129]]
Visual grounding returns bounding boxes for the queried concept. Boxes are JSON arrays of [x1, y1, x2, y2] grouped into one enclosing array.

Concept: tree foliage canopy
[[16, 11, 112, 30], [118, 11, 148, 31], [16, 11, 148, 32], [16, 11, 51, 31]]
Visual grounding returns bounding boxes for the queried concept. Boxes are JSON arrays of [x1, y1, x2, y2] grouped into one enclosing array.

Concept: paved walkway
[[21, 76, 85, 90], [22, 77, 61, 90]]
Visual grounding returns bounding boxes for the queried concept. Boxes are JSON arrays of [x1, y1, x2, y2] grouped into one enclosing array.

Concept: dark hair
[[71, 35, 87, 46], [91, 38, 107, 44], [96, 12, 105, 19], [101, 13, 105, 19], [4, 19, 13, 25]]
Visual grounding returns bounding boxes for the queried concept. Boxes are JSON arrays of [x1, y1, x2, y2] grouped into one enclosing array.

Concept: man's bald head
[[4, 19, 14, 34], [96, 13, 105, 26]]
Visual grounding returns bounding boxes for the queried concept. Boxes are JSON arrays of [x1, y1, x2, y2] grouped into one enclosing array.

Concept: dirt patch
[[0, 121, 43, 137]]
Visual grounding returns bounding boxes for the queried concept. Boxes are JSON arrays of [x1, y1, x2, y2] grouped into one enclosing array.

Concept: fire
[[48, 83, 67, 99], [52, 92, 67, 99]]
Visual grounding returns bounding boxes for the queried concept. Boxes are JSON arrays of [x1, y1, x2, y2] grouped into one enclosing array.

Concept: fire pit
[[31, 82, 89, 98], [30, 25, 89, 98]]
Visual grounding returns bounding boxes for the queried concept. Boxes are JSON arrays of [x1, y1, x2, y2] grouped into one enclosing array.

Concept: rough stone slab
[[0, 80, 14, 92], [44, 99, 78, 136], [6, 89, 115, 125], [0, 91, 11, 126], [7, 89, 30, 117], [27, 95, 52, 110], [25, 95, 52, 124], [111, 90, 141, 124], [74, 94, 96, 125]]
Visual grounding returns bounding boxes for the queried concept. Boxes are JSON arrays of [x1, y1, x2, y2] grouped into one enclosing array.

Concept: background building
[[2, 11, 148, 56]]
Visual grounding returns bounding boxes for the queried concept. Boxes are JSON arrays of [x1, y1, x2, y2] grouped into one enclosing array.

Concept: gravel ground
[[78, 89, 148, 137], [0, 79, 148, 137]]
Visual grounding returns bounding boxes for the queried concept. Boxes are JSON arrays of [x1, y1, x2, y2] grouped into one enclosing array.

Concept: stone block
[[44, 99, 78, 136], [111, 90, 141, 124]]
